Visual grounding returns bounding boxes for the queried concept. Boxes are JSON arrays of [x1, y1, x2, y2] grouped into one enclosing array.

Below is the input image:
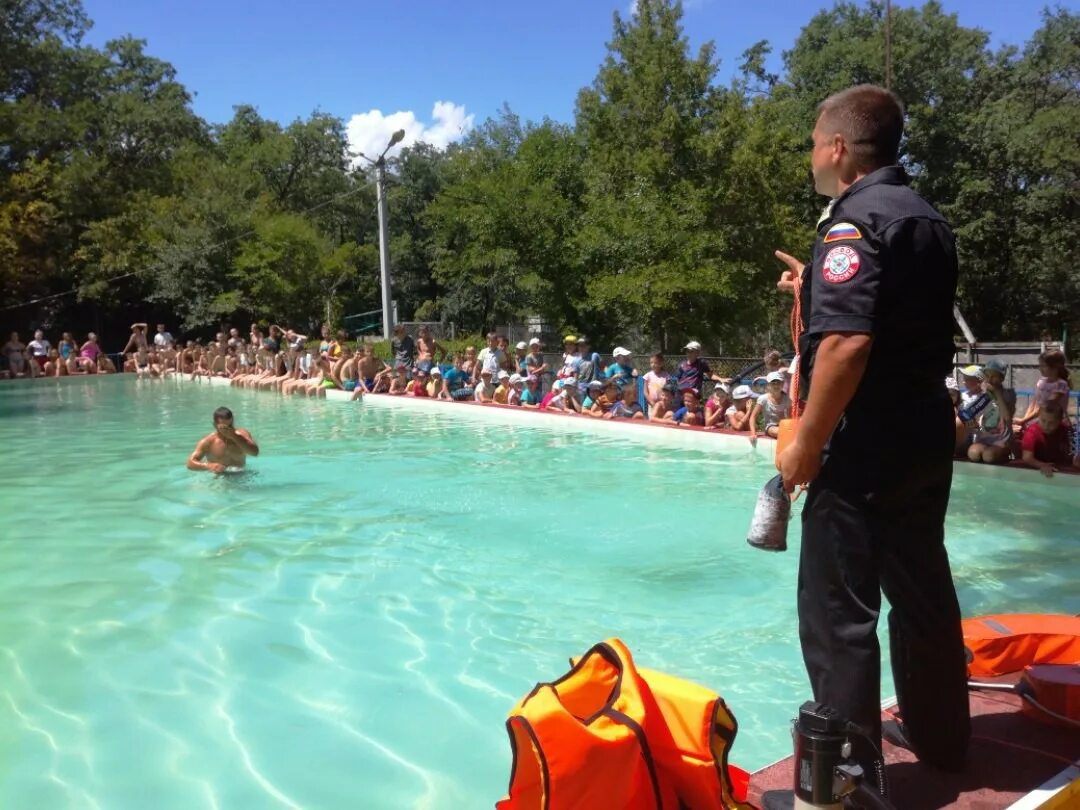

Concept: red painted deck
[[747, 684, 1080, 809]]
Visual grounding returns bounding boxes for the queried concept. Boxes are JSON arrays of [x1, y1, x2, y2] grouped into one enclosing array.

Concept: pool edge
[[173, 375, 1079, 489]]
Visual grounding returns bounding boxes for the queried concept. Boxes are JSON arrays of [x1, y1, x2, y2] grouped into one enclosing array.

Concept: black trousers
[[798, 451, 971, 774]]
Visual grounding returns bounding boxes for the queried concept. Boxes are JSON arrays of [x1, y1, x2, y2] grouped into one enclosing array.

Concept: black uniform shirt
[[798, 166, 958, 465]]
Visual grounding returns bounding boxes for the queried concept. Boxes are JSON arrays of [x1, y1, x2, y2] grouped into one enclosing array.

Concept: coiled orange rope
[[789, 273, 803, 420]]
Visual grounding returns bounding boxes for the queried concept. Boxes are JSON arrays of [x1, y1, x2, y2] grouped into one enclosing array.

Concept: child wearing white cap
[[725, 385, 757, 445], [748, 371, 792, 439], [605, 347, 637, 383], [427, 365, 445, 398], [507, 374, 525, 406], [474, 369, 493, 403], [514, 342, 529, 377], [525, 339, 548, 385], [704, 383, 732, 428], [967, 359, 1016, 465], [675, 341, 726, 400]]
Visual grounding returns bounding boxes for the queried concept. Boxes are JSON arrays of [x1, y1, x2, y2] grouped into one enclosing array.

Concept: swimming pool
[[0, 376, 1076, 808]]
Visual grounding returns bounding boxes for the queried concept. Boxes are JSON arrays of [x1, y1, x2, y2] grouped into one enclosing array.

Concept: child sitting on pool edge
[[726, 385, 756, 445], [673, 388, 703, 426], [967, 359, 1016, 465], [520, 375, 541, 408], [704, 383, 731, 429], [493, 371, 511, 404], [1020, 400, 1079, 477], [606, 381, 645, 420], [474, 369, 494, 403], [748, 371, 792, 439], [650, 383, 677, 422]]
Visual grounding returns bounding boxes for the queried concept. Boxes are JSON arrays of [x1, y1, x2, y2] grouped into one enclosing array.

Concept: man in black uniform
[[775, 85, 970, 776]]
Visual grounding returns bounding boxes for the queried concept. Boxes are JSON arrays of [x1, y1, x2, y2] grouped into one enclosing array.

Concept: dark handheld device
[[747, 474, 791, 552], [763, 702, 894, 810], [794, 702, 851, 806]]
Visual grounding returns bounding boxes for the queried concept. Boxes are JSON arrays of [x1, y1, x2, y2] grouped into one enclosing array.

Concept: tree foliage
[[2, 0, 1077, 350]]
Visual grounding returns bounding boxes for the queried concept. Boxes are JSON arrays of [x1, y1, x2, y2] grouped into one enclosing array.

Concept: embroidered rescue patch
[[822, 245, 860, 284], [823, 222, 862, 243]]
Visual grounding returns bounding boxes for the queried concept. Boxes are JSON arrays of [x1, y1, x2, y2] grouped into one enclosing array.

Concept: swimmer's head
[[213, 407, 234, 429]]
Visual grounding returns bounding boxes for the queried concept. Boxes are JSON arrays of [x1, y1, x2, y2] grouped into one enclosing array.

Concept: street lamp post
[[358, 129, 406, 341]]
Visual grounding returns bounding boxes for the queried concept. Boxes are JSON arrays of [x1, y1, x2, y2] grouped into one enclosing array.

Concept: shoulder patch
[[823, 222, 862, 243], [822, 245, 860, 284]]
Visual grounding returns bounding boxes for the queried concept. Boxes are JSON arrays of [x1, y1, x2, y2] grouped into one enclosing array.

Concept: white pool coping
[[182, 374, 776, 456], [170, 375, 1080, 488]]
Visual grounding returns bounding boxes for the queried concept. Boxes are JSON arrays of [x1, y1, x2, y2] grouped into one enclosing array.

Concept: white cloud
[[345, 101, 474, 165]]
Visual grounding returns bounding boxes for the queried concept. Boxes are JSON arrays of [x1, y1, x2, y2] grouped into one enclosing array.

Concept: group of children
[[11, 321, 1075, 476], [950, 349, 1077, 477], [176, 325, 795, 439], [338, 333, 795, 442], [1, 330, 116, 378]]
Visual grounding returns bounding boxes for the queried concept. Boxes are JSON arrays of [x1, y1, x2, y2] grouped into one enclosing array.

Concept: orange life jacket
[[496, 638, 752, 810], [963, 614, 1080, 677]]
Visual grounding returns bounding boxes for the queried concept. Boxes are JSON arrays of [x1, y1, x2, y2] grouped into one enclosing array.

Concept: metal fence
[[397, 321, 456, 340]]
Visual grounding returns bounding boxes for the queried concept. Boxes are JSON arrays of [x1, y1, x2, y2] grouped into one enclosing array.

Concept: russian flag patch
[[823, 222, 862, 243]]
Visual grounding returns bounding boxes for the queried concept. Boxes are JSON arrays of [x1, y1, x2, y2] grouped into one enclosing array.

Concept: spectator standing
[[525, 339, 548, 386], [643, 353, 671, 406], [576, 337, 603, 384], [416, 325, 445, 373], [514, 342, 529, 377], [154, 324, 174, 348], [475, 333, 505, 384], [1014, 348, 1071, 431], [28, 329, 51, 372], [674, 341, 723, 401], [391, 324, 416, 375], [558, 335, 582, 379], [605, 348, 638, 385]]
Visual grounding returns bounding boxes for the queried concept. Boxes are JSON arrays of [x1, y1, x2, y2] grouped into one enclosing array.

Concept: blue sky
[[82, 0, 1054, 155]]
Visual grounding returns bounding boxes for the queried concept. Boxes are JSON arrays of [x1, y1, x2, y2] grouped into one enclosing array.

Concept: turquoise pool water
[[0, 376, 1076, 808]]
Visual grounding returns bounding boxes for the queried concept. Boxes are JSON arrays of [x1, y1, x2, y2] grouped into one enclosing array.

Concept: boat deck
[[748, 685, 1080, 809]]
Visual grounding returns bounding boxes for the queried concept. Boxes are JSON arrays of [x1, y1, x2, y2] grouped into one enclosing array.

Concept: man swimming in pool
[[187, 407, 260, 474]]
